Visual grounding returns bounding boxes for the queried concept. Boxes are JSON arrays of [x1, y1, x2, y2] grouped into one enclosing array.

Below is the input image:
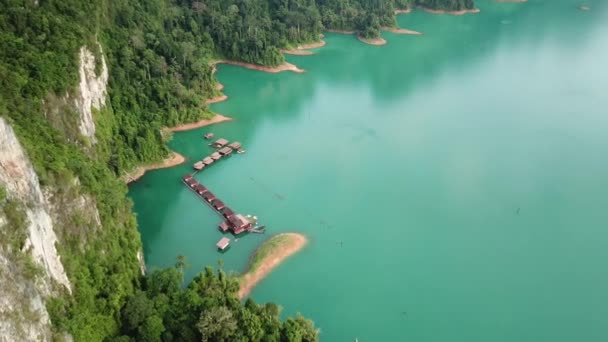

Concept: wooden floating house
[[203, 157, 214, 165], [193, 161, 205, 170], [227, 214, 252, 235], [202, 191, 216, 202], [210, 152, 222, 161], [218, 146, 233, 156], [216, 237, 230, 251], [219, 221, 230, 233], [194, 184, 208, 195], [221, 207, 234, 219], [212, 138, 229, 148], [211, 199, 225, 211], [228, 141, 241, 150]]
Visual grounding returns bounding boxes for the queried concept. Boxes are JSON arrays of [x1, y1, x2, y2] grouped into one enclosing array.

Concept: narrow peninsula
[[239, 233, 308, 299]]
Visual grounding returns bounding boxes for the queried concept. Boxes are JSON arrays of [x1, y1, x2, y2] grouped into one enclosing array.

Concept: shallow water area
[[129, 1, 608, 340]]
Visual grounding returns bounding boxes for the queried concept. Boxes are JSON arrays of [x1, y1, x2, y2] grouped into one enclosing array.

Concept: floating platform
[[212, 138, 229, 148], [216, 237, 230, 250], [210, 152, 222, 160]]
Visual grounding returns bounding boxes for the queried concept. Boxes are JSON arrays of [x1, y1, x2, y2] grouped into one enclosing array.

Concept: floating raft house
[[219, 221, 230, 233], [216, 237, 230, 250], [212, 138, 229, 148], [218, 146, 233, 156], [193, 161, 205, 170], [211, 199, 225, 211], [203, 157, 214, 165], [211, 152, 222, 160], [221, 207, 234, 219], [228, 142, 241, 150], [228, 214, 252, 235]]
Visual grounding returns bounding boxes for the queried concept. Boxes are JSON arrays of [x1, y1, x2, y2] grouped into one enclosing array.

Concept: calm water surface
[[129, 1, 608, 340]]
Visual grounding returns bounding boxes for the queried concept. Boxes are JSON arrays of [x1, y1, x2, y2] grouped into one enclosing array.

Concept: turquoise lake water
[[129, 1, 608, 340]]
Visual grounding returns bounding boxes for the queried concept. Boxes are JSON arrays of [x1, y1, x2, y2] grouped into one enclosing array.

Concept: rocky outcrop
[[75, 45, 108, 144], [0, 117, 72, 340], [0, 118, 71, 290]]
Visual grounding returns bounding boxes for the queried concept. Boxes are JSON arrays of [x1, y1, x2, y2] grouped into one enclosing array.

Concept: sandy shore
[[168, 113, 232, 133], [382, 26, 423, 35], [417, 6, 480, 15], [357, 36, 387, 46], [282, 40, 327, 55], [395, 8, 413, 14], [206, 94, 228, 105], [238, 233, 308, 299], [123, 152, 185, 184], [213, 60, 304, 74], [326, 29, 356, 34]]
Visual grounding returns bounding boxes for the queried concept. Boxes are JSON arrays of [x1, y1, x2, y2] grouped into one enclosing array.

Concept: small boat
[[204, 132, 214, 139], [237, 148, 246, 154]]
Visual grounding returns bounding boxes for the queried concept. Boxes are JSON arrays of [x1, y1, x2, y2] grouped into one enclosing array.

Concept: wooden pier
[[183, 138, 264, 249]]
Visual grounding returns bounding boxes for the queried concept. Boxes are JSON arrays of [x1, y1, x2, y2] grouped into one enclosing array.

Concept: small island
[[238, 233, 308, 299]]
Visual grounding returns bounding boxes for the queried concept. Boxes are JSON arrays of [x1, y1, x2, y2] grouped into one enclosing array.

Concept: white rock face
[[0, 117, 72, 291], [0, 252, 52, 341], [75, 45, 108, 144]]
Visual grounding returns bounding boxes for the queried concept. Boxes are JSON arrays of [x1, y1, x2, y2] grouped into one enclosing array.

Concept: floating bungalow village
[[182, 134, 263, 252]]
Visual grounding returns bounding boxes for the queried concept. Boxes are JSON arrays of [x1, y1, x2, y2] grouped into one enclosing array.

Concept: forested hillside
[[0, 0, 473, 340]]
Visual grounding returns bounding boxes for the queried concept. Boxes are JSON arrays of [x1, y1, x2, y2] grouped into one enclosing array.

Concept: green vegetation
[[112, 262, 317, 341], [245, 234, 301, 277], [0, 0, 474, 340]]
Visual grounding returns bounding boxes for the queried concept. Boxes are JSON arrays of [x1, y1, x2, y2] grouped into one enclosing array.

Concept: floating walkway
[[182, 137, 263, 251], [191, 137, 242, 171]]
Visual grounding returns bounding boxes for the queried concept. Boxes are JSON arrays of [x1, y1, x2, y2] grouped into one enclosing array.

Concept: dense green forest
[[0, 0, 473, 340]]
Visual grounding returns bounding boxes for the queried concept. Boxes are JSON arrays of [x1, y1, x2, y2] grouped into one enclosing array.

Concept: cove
[[128, 0, 608, 340]]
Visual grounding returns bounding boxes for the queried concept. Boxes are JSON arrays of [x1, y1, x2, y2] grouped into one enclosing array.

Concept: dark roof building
[[228, 214, 251, 235], [221, 207, 234, 219], [218, 147, 233, 156], [211, 199, 225, 211], [203, 191, 216, 202]]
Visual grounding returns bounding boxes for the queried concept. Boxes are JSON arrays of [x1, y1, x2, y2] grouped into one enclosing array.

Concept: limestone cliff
[[75, 45, 108, 144], [0, 43, 109, 340], [0, 117, 68, 340]]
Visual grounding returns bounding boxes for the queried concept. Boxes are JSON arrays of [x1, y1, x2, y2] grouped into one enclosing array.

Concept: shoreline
[[381, 26, 423, 35], [123, 151, 185, 184], [326, 29, 388, 46], [417, 6, 480, 15], [357, 36, 387, 46], [282, 40, 327, 55], [168, 113, 233, 133], [325, 29, 356, 34], [124, 113, 232, 184], [213, 60, 304, 73], [238, 233, 308, 299], [206, 94, 228, 105], [395, 8, 413, 14]]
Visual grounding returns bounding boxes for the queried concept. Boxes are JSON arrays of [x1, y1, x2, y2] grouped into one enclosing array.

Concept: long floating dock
[[182, 137, 261, 244]]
